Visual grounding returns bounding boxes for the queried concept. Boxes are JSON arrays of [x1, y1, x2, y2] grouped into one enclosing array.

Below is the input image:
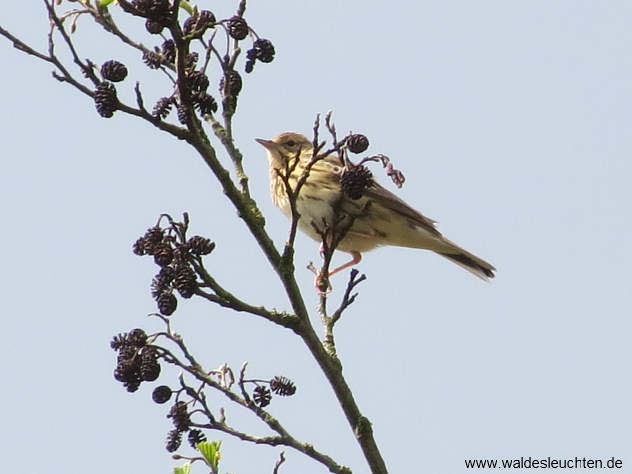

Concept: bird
[[256, 132, 496, 281]]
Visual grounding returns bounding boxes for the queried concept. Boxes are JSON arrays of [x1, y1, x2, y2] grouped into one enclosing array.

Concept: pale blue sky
[[1, 2, 630, 473]]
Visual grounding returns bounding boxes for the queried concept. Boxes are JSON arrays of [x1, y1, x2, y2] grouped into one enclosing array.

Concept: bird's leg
[[328, 251, 362, 277], [312, 252, 361, 293]]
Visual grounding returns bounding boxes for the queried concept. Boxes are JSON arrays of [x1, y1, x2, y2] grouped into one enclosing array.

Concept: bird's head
[[256, 132, 312, 168]]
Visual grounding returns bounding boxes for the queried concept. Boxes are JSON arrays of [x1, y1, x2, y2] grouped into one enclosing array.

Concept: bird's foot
[[307, 261, 332, 294], [314, 271, 332, 294]]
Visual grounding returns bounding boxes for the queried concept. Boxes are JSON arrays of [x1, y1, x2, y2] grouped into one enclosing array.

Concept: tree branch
[[156, 334, 351, 473], [3, 4, 389, 472]]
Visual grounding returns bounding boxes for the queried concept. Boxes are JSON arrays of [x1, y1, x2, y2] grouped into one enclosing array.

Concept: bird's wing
[[314, 152, 442, 238], [363, 182, 442, 238]]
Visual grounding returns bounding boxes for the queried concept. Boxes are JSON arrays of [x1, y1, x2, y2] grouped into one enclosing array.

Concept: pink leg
[[313, 251, 362, 293], [329, 251, 362, 276]]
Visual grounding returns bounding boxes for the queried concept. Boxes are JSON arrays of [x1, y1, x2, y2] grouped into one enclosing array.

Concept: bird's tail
[[436, 240, 496, 281]]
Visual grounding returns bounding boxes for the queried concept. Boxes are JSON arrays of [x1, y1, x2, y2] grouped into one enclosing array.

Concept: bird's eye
[[285, 140, 297, 148]]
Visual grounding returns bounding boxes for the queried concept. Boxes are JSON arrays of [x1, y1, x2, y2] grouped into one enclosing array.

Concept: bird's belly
[[278, 195, 386, 253], [278, 194, 337, 242]]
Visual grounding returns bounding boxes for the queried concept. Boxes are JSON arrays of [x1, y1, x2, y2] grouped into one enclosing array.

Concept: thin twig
[[272, 452, 286, 474], [92, 3, 175, 71], [134, 82, 147, 112], [331, 269, 367, 324], [325, 110, 338, 146], [0, 25, 53, 62], [238, 361, 252, 403], [205, 113, 251, 196], [45, 0, 99, 85], [190, 257, 300, 329]]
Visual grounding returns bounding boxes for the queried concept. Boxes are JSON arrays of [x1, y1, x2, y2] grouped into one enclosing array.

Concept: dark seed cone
[[269, 376, 297, 396], [152, 267, 175, 299], [153, 243, 174, 267], [143, 50, 162, 69], [117, 345, 137, 363], [113, 359, 135, 382], [140, 361, 161, 382], [152, 97, 173, 119], [124, 379, 141, 393], [168, 401, 191, 431], [193, 93, 218, 116], [161, 39, 176, 64], [110, 333, 129, 351], [145, 226, 164, 244], [244, 47, 256, 73], [182, 16, 196, 35], [174, 265, 196, 299], [253, 385, 272, 407], [130, 0, 150, 15], [148, 0, 170, 20], [132, 0, 171, 20], [347, 134, 369, 154], [165, 428, 182, 453], [340, 165, 373, 200], [183, 10, 216, 37], [141, 361, 161, 382], [270, 375, 296, 397], [220, 70, 242, 97], [176, 104, 190, 125], [157, 292, 177, 316], [158, 266, 176, 282], [100, 60, 128, 82], [184, 52, 199, 71], [188, 429, 207, 448], [227, 16, 249, 40], [152, 385, 173, 404], [112, 328, 151, 391], [151, 276, 168, 300], [145, 18, 164, 34], [137, 226, 164, 255], [253, 39, 275, 63], [186, 70, 210, 93], [114, 358, 142, 391], [128, 328, 148, 347], [133, 237, 147, 255], [140, 347, 161, 381], [187, 236, 215, 255], [94, 81, 118, 118], [198, 10, 216, 26]]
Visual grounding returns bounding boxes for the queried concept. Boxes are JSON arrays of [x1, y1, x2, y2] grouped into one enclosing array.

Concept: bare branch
[[273, 452, 286, 474], [0, 25, 53, 62], [238, 362, 251, 403], [45, 0, 99, 85], [190, 257, 300, 330], [331, 269, 367, 324], [325, 110, 338, 145]]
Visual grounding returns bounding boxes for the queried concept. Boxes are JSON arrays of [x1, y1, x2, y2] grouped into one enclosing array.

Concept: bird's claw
[[307, 261, 332, 294], [314, 271, 332, 294]]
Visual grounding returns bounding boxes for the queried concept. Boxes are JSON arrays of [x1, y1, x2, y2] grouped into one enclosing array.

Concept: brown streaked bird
[[256, 132, 496, 280]]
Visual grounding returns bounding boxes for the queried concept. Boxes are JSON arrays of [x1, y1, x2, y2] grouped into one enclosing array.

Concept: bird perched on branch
[[256, 132, 495, 281]]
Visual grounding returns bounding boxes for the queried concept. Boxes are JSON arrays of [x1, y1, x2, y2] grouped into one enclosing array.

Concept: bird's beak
[[255, 138, 276, 151]]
